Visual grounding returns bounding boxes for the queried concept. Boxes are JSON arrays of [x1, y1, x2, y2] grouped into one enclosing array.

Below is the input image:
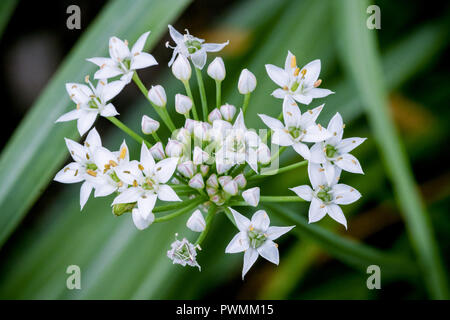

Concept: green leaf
[[334, 0, 448, 299], [0, 0, 191, 247]]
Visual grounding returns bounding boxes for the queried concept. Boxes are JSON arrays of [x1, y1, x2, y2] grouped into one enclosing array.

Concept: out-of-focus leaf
[[0, 0, 17, 38]]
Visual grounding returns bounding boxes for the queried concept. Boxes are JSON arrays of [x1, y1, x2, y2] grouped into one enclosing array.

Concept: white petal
[[94, 182, 116, 197], [155, 157, 178, 183], [309, 198, 327, 223], [186, 209, 206, 232], [265, 64, 289, 87], [80, 181, 93, 209], [54, 163, 84, 183], [225, 231, 249, 253], [336, 137, 367, 154], [100, 103, 119, 117], [309, 142, 326, 164], [242, 187, 260, 207], [131, 52, 158, 70], [284, 50, 296, 72], [77, 111, 98, 136], [327, 113, 344, 144], [65, 138, 86, 163], [66, 83, 92, 105], [333, 184, 362, 205], [301, 59, 321, 85], [251, 210, 270, 231], [298, 104, 324, 128], [140, 142, 155, 171], [335, 153, 364, 174], [271, 129, 294, 146], [293, 142, 310, 160], [191, 48, 207, 69], [101, 80, 126, 102], [282, 96, 301, 128], [85, 127, 102, 149], [132, 208, 154, 230], [326, 204, 347, 229], [272, 88, 287, 99], [93, 147, 115, 171], [138, 193, 157, 219], [290, 185, 313, 201], [203, 41, 229, 52], [94, 65, 123, 79], [86, 57, 114, 67], [257, 240, 279, 265], [114, 161, 142, 185], [292, 93, 313, 105], [131, 31, 150, 54], [323, 161, 336, 186], [112, 187, 142, 205], [233, 109, 247, 131], [307, 162, 327, 189], [229, 207, 251, 232], [168, 25, 184, 44], [109, 36, 130, 61], [55, 109, 81, 123], [157, 184, 181, 202], [266, 226, 295, 241], [258, 114, 284, 131], [307, 87, 334, 98], [242, 248, 259, 279]]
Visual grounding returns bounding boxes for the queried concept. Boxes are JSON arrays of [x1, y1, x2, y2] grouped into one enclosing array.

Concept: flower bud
[[200, 164, 209, 177], [216, 163, 232, 174], [234, 173, 247, 189], [172, 54, 191, 81], [186, 209, 206, 232], [242, 187, 260, 207], [238, 69, 257, 94], [150, 142, 165, 160], [165, 139, 183, 157], [148, 85, 167, 107], [177, 161, 195, 178], [206, 186, 216, 196], [175, 128, 191, 145], [257, 143, 271, 164], [175, 94, 193, 115], [189, 173, 204, 189], [220, 104, 236, 121], [184, 118, 196, 133], [141, 115, 160, 134], [223, 180, 238, 196], [193, 122, 210, 141], [218, 175, 232, 188], [206, 174, 218, 189], [208, 108, 222, 123], [207, 57, 226, 81], [193, 146, 209, 165], [211, 193, 225, 206], [112, 202, 136, 216]]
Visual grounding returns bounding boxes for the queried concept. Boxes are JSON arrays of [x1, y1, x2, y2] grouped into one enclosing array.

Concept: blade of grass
[[334, 0, 448, 299]]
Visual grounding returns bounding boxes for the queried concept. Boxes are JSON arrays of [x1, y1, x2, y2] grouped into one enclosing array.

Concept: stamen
[[318, 124, 322, 131], [314, 79, 322, 87], [319, 168, 325, 172], [283, 85, 289, 91], [76, 103, 80, 110], [290, 55, 296, 68], [100, 63, 106, 69], [308, 110, 313, 114], [86, 170, 97, 177], [64, 167, 70, 172], [109, 160, 118, 167], [72, 85, 77, 89], [84, 75, 90, 83], [293, 67, 300, 76], [123, 170, 130, 174], [301, 69, 307, 77], [249, 226, 254, 231], [74, 169, 78, 176], [287, 111, 292, 116], [138, 164, 144, 171], [119, 147, 127, 160], [274, 243, 279, 248], [118, 181, 123, 187], [320, 205, 325, 208], [342, 124, 346, 128], [100, 80, 105, 86], [133, 180, 138, 187], [134, 52, 139, 56], [337, 157, 343, 161], [351, 159, 357, 165]]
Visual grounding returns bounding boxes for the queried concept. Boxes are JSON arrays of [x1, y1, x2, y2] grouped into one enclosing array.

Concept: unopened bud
[[238, 69, 257, 94], [175, 94, 193, 115], [189, 173, 204, 189], [193, 146, 209, 165], [223, 180, 238, 196], [242, 187, 260, 207], [148, 85, 167, 107], [208, 108, 222, 123], [234, 173, 247, 189], [186, 209, 206, 232], [177, 161, 195, 178], [207, 57, 226, 81], [165, 139, 183, 157], [141, 115, 160, 134], [172, 54, 192, 81], [206, 174, 219, 189], [150, 142, 165, 160], [113, 202, 136, 216], [220, 104, 236, 121]]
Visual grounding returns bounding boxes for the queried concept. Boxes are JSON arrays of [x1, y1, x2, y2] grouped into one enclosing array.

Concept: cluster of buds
[[54, 25, 365, 279]]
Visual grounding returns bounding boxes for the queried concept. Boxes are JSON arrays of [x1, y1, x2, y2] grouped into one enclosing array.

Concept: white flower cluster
[[54, 25, 365, 279]]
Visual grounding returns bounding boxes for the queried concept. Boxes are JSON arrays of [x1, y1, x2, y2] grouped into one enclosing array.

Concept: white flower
[[186, 209, 206, 232], [141, 115, 160, 134], [148, 85, 167, 107], [54, 128, 102, 209], [220, 103, 236, 121], [265, 51, 333, 105], [225, 208, 294, 279], [112, 143, 181, 229], [309, 112, 366, 184], [290, 162, 361, 229], [207, 57, 226, 81], [167, 237, 201, 270], [208, 108, 222, 123], [87, 31, 157, 83], [175, 94, 192, 115], [171, 54, 192, 81], [238, 69, 257, 94], [166, 25, 229, 70], [259, 97, 331, 160], [56, 78, 125, 135], [242, 187, 260, 207]]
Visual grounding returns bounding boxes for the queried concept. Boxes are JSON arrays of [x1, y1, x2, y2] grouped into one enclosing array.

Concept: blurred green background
[[0, 0, 449, 299]]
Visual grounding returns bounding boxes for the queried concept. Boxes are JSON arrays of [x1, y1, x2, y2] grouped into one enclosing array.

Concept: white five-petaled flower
[[167, 237, 201, 270], [225, 208, 294, 279], [259, 97, 331, 160], [56, 78, 125, 136], [265, 51, 333, 105], [87, 31, 157, 83], [290, 162, 361, 229], [112, 143, 181, 230], [54, 128, 102, 209], [309, 112, 366, 185], [166, 25, 229, 70]]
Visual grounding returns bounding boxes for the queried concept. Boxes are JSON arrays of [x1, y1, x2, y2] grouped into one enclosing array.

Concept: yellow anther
[[301, 69, 307, 76], [123, 170, 131, 174], [74, 169, 78, 176], [319, 168, 325, 172], [72, 85, 77, 89], [249, 226, 254, 231], [109, 160, 118, 167], [320, 205, 325, 208], [274, 243, 279, 248], [100, 80, 105, 86], [119, 147, 127, 160], [317, 124, 322, 130], [350, 188, 354, 192], [314, 79, 322, 88], [134, 52, 140, 56], [138, 164, 144, 171], [308, 110, 313, 114], [100, 63, 106, 69], [290, 55, 297, 68], [337, 157, 343, 161], [133, 180, 138, 187], [333, 132, 337, 136], [84, 75, 90, 83], [85, 142, 90, 147], [342, 124, 346, 128], [86, 153, 90, 160], [351, 159, 357, 165], [86, 170, 97, 177], [336, 196, 343, 199], [64, 167, 70, 172], [118, 181, 123, 187], [283, 85, 289, 91], [287, 111, 292, 116], [76, 104, 80, 110], [293, 67, 300, 76]]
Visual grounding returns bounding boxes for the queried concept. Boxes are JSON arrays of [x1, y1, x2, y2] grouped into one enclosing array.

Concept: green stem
[[194, 67, 208, 121], [252, 160, 308, 179], [153, 196, 201, 213], [229, 196, 306, 207], [242, 93, 251, 114], [154, 196, 206, 223], [152, 132, 161, 143], [107, 117, 151, 148], [195, 204, 217, 246], [183, 80, 199, 121], [215, 80, 222, 108], [132, 72, 176, 131]]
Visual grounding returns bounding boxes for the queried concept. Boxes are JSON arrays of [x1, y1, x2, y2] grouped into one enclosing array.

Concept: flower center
[[248, 228, 267, 248], [289, 126, 302, 139], [185, 39, 202, 54], [290, 81, 300, 92], [86, 163, 98, 171], [142, 176, 156, 190], [88, 99, 99, 109], [317, 186, 332, 203], [325, 144, 338, 158], [174, 242, 195, 262]]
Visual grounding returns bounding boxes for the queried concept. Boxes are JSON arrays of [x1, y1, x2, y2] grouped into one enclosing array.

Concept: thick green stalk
[[253, 160, 308, 179], [215, 80, 222, 108], [153, 196, 201, 213], [194, 68, 208, 120], [107, 117, 151, 147], [242, 93, 251, 114], [195, 204, 217, 246], [183, 80, 199, 120]]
